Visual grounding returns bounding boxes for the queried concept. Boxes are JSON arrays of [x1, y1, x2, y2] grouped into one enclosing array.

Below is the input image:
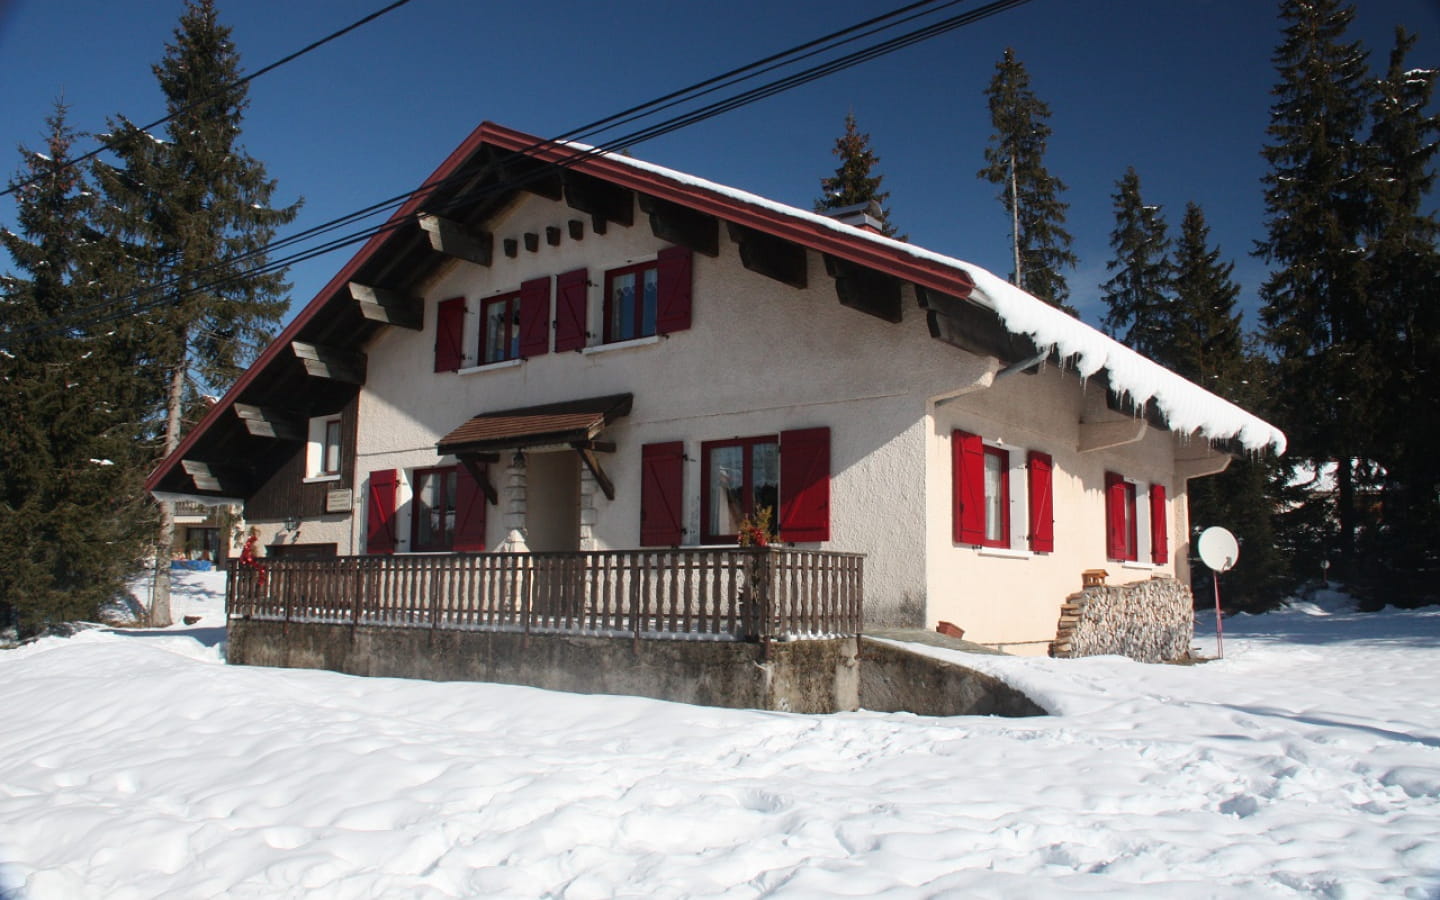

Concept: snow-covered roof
[[572, 142, 1286, 454]]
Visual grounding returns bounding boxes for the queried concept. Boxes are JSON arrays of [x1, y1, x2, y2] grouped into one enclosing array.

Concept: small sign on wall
[[326, 488, 353, 514]]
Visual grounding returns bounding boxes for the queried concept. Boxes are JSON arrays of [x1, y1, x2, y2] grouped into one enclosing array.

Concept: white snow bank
[[1, 576, 1436, 897], [572, 141, 1286, 454]]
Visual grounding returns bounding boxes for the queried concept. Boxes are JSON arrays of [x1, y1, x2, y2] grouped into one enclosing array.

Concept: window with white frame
[[305, 415, 344, 481], [952, 430, 1054, 553], [1105, 472, 1168, 565]]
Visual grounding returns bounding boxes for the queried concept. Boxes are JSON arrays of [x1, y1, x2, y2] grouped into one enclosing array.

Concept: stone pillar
[[578, 464, 598, 551], [502, 451, 529, 553]]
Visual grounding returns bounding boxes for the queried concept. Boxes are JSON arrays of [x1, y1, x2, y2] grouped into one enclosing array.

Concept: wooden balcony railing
[[226, 547, 864, 643]]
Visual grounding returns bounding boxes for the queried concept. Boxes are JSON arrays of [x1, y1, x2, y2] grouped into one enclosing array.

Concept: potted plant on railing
[[736, 507, 775, 641]]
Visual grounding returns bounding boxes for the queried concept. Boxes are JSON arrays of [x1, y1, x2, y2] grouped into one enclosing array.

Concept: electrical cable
[[4, 0, 1034, 347], [0, 0, 418, 200]]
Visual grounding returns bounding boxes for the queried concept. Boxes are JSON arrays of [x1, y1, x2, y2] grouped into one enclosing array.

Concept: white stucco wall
[[331, 189, 1210, 642]]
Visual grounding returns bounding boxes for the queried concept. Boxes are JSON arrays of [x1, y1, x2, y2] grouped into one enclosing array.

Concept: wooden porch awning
[[436, 393, 633, 457]]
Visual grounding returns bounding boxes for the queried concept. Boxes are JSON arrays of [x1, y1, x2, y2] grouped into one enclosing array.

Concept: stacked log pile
[[1051, 576, 1193, 663]]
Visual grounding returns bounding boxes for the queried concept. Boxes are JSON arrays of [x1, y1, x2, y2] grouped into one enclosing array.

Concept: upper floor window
[[321, 419, 343, 475], [411, 466, 458, 552], [305, 414, 344, 481], [479, 291, 522, 364], [604, 261, 659, 344]]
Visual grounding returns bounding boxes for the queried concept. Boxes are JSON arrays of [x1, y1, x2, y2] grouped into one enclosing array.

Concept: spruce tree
[[815, 112, 900, 237], [1362, 28, 1440, 600], [979, 47, 1077, 312], [1100, 168, 1173, 358], [1256, 0, 1376, 579], [1168, 203, 1286, 610], [0, 102, 157, 635], [92, 0, 300, 625]]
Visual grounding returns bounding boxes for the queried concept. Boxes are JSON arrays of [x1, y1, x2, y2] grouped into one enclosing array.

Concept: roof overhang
[[437, 393, 633, 457]]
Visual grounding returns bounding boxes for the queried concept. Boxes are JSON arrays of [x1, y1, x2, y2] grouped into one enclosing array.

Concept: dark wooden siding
[[246, 394, 359, 521]]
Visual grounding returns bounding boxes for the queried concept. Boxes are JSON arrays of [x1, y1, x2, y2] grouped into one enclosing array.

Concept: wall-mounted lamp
[[283, 515, 301, 532]]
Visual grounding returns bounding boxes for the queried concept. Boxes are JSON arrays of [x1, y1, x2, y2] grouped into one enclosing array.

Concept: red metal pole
[[1212, 570, 1224, 659]]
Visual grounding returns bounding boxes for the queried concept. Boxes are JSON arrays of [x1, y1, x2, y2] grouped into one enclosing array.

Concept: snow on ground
[[2, 576, 1438, 899]]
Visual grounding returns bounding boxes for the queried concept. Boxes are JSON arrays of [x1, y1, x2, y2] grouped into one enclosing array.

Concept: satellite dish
[[1197, 526, 1239, 573]]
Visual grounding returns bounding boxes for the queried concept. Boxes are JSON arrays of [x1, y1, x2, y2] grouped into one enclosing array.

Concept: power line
[[5, 0, 963, 339], [0, 0, 418, 200], [5, 0, 1035, 348]]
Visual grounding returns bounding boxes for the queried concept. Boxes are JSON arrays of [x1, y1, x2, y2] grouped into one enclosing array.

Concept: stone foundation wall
[[1051, 576, 1193, 663]]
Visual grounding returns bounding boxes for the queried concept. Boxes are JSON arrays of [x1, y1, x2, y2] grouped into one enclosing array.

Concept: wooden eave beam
[[563, 172, 634, 228], [572, 442, 616, 501], [917, 285, 1040, 363], [823, 255, 903, 324], [457, 454, 499, 506], [1176, 443, 1233, 480], [181, 459, 249, 496], [638, 195, 719, 257], [416, 213, 493, 267], [726, 222, 807, 289], [232, 403, 305, 441], [500, 157, 564, 200], [291, 341, 366, 385], [349, 282, 424, 330]]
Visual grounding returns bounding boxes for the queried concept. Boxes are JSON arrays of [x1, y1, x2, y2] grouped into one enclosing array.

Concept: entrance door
[[525, 451, 581, 552]]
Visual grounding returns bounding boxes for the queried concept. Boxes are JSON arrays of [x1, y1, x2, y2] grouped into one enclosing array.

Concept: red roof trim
[[144, 123, 494, 493], [147, 122, 978, 494]]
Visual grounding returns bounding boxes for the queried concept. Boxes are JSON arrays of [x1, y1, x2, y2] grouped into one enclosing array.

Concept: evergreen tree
[[92, 0, 300, 625], [1255, 0, 1376, 579], [1167, 203, 1286, 610], [1100, 168, 1173, 358], [0, 102, 157, 635], [815, 112, 900, 237], [1362, 28, 1440, 601], [979, 47, 1077, 312]]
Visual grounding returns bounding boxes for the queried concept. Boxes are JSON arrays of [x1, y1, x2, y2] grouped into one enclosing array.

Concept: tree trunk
[[1009, 153, 1022, 289], [149, 331, 188, 628], [1335, 456, 1357, 581]]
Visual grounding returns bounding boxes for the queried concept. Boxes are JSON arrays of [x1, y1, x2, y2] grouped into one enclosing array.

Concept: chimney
[[823, 199, 885, 235]]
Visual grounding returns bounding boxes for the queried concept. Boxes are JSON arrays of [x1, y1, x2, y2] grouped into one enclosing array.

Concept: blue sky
[[2, 0, 1436, 330]]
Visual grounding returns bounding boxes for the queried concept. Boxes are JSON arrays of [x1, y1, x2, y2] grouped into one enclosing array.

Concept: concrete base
[[228, 619, 859, 714], [857, 637, 1046, 717]]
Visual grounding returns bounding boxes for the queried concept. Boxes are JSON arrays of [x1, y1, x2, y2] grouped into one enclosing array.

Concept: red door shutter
[[453, 464, 489, 552], [640, 442, 685, 546], [434, 297, 465, 372], [1150, 483, 1168, 565], [953, 430, 985, 544], [779, 427, 830, 542], [554, 268, 589, 352], [1105, 471, 1127, 560], [518, 276, 551, 358], [655, 245, 693, 335], [366, 469, 398, 555], [1027, 450, 1054, 552]]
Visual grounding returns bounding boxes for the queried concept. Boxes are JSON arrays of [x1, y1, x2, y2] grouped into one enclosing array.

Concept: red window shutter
[[554, 268, 588, 352], [434, 297, 465, 372], [452, 464, 489, 552], [366, 469, 398, 555], [779, 427, 830, 542], [1150, 483, 1168, 565], [1105, 472, 1128, 561], [640, 442, 685, 546], [655, 245, 693, 334], [518, 276, 551, 358], [952, 430, 985, 544], [1027, 450, 1054, 552]]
